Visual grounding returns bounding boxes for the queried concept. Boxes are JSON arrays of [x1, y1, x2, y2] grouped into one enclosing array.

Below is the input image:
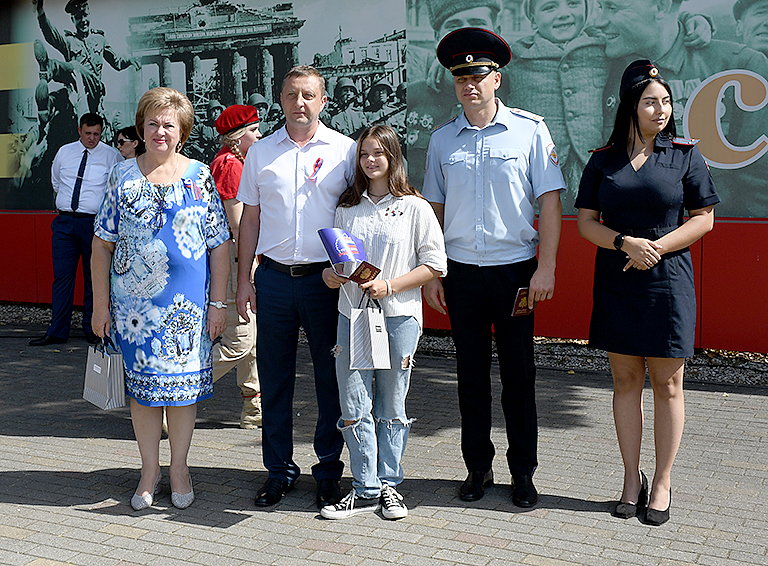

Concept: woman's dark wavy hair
[[115, 125, 146, 156], [337, 124, 422, 207], [607, 77, 677, 150]]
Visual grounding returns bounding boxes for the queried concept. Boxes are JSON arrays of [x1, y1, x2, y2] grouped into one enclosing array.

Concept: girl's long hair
[[220, 124, 252, 163], [337, 124, 422, 207], [607, 77, 677, 151]]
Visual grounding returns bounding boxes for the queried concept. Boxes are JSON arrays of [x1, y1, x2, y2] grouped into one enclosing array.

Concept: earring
[[236, 139, 241, 146], [176, 141, 182, 152]]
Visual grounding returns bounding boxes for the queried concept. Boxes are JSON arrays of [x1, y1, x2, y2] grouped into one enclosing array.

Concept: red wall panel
[[700, 219, 768, 353], [0, 213, 39, 302], [2, 212, 766, 352]]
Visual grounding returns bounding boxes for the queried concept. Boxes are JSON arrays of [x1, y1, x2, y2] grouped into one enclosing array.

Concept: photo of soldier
[[33, 0, 140, 121], [262, 102, 285, 137], [186, 99, 225, 164], [329, 77, 367, 137]]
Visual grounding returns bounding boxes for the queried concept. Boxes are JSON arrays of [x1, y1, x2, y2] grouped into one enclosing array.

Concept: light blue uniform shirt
[[422, 100, 565, 266]]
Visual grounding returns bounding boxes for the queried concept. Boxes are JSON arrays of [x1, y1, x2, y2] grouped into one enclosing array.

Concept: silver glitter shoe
[[131, 473, 161, 511], [171, 475, 195, 509]]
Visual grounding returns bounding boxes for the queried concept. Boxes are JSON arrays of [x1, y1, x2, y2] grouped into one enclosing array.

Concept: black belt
[[263, 256, 329, 277], [59, 210, 96, 219]]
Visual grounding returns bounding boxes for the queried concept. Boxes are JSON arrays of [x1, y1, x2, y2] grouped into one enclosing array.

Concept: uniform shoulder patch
[[588, 144, 613, 153], [432, 114, 459, 133], [509, 108, 543, 122], [671, 137, 699, 146]]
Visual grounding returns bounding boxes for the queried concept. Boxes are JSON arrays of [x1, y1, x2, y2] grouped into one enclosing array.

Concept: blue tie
[[70, 148, 88, 212]]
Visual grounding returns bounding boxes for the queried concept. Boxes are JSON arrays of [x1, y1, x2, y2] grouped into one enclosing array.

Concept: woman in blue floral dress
[[92, 88, 230, 510]]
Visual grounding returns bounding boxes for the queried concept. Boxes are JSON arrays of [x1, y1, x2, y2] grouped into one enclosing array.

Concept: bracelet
[[385, 280, 392, 296], [209, 300, 226, 309]]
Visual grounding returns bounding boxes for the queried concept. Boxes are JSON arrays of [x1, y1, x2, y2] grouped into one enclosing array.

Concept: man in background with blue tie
[[30, 113, 121, 346]]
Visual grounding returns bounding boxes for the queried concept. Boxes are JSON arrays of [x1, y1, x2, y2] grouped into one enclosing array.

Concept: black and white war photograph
[[4, 0, 406, 210], [3, 0, 768, 217]]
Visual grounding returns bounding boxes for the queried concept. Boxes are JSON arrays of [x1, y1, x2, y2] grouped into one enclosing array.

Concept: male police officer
[[423, 28, 565, 507]]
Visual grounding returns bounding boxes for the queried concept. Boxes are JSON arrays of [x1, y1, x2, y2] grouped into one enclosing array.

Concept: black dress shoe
[[29, 334, 67, 346], [254, 477, 294, 507], [459, 470, 493, 501], [511, 474, 539, 508], [85, 332, 100, 345], [316, 478, 342, 508], [645, 489, 671, 526], [613, 470, 648, 519]]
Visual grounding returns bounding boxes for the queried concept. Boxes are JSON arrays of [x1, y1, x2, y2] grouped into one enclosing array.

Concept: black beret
[[437, 27, 511, 77], [619, 59, 662, 99]]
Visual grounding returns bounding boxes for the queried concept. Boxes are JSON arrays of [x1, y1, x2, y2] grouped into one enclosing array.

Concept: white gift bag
[[349, 295, 391, 370], [83, 336, 126, 410]]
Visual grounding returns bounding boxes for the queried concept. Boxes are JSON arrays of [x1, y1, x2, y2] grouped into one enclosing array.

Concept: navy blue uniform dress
[[576, 135, 720, 358]]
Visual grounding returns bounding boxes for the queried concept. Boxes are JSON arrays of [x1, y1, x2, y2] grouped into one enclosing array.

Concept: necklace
[[140, 155, 179, 187], [368, 191, 389, 202]]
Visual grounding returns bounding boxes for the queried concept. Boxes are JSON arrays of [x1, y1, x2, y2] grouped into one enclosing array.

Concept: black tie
[[70, 148, 88, 212]]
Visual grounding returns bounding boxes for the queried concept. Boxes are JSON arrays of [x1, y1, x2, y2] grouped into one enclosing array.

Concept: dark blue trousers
[[47, 214, 94, 339], [254, 262, 344, 483], [442, 258, 539, 478]]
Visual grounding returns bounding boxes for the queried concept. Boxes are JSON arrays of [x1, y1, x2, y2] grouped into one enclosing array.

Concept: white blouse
[[334, 192, 447, 327]]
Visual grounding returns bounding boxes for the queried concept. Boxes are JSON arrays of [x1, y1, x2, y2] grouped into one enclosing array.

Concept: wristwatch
[[209, 300, 226, 309], [613, 234, 625, 251]]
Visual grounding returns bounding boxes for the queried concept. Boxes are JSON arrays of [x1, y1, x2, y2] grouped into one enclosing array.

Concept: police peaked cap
[[437, 27, 511, 76], [619, 59, 663, 99]]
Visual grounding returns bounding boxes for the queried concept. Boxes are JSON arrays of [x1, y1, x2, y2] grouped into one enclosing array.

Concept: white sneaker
[[320, 489, 380, 520], [380, 485, 408, 519]]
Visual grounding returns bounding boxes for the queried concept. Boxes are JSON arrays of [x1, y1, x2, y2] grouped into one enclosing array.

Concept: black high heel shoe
[[645, 489, 671, 526], [612, 470, 648, 519]]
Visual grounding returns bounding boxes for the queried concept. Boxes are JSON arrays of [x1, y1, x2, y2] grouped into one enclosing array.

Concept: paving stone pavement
[[1, 323, 766, 566]]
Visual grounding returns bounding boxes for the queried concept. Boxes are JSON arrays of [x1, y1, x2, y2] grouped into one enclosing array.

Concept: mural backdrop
[[2, 0, 767, 218]]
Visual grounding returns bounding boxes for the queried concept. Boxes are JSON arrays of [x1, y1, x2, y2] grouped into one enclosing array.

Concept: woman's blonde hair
[[135, 87, 195, 150], [220, 124, 251, 163]]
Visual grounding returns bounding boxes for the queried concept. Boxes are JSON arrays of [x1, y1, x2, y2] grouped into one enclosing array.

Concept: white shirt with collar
[[237, 122, 357, 264], [422, 99, 565, 266], [51, 140, 122, 214]]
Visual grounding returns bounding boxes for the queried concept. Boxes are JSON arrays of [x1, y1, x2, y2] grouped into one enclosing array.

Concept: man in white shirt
[[237, 66, 356, 509], [30, 112, 121, 346]]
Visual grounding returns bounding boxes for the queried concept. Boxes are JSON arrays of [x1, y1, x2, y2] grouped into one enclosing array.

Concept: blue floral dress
[[94, 159, 229, 406]]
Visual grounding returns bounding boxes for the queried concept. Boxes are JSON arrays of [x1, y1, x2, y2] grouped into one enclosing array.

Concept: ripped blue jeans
[[334, 314, 419, 498]]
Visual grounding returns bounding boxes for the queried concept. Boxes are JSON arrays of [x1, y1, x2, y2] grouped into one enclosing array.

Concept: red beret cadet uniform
[[215, 105, 260, 136]]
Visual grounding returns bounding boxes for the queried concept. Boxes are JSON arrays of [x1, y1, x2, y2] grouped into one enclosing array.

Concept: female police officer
[[576, 60, 720, 526]]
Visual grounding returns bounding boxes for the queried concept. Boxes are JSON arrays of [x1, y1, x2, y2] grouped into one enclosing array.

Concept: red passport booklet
[[512, 287, 534, 316], [347, 261, 381, 284]]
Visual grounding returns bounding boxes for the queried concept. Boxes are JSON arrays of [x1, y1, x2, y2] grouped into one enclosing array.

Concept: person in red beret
[[209, 104, 263, 429]]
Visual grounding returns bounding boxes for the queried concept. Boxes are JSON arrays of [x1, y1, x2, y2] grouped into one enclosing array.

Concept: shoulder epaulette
[[432, 114, 460, 133], [671, 137, 699, 145], [588, 144, 613, 153], [510, 108, 543, 122]]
